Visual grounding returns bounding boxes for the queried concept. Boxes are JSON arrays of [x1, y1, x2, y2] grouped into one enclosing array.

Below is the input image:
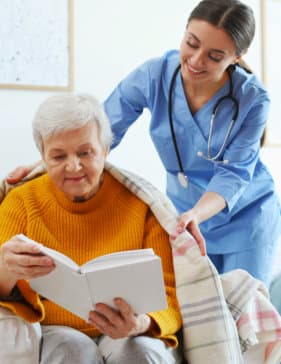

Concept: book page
[[17, 234, 79, 271], [39, 245, 80, 271], [29, 264, 93, 321], [85, 256, 167, 314], [81, 248, 155, 272]]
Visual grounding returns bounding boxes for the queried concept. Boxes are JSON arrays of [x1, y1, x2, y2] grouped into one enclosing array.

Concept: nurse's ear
[[233, 50, 253, 73], [233, 49, 247, 65]]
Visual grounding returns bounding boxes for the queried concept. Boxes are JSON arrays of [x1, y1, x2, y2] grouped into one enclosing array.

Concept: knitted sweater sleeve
[[0, 190, 45, 322]]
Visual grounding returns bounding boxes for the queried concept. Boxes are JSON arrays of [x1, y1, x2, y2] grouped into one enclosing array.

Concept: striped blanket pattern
[[1, 162, 281, 363]]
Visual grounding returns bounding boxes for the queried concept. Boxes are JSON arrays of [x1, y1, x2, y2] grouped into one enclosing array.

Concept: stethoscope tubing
[[168, 64, 183, 173], [168, 64, 239, 183]]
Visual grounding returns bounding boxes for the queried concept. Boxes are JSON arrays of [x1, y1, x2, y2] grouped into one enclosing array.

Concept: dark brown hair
[[188, 0, 255, 55]]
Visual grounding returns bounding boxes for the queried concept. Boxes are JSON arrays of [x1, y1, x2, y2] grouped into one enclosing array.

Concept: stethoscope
[[168, 64, 239, 188]]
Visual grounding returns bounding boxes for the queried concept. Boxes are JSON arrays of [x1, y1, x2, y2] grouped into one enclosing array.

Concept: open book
[[18, 234, 167, 321]]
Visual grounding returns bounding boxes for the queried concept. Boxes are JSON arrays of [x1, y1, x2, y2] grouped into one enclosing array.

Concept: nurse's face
[[180, 19, 241, 85]]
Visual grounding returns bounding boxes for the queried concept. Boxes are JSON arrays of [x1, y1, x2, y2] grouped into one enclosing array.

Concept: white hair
[[32, 93, 113, 154]]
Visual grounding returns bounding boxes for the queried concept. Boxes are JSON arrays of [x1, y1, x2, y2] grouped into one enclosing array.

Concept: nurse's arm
[[185, 191, 226, 223], [6, 161, 41, 184], [177, 191, 226, 254]]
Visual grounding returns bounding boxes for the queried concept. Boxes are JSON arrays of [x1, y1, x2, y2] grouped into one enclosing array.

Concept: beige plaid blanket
[[1, 162, 281, 364]]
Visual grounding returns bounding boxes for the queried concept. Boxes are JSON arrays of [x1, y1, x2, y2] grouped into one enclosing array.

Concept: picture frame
[[0, 0, 74, 91]]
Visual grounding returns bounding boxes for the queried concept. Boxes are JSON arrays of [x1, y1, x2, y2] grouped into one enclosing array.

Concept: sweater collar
[[46, 171, 115, 213]]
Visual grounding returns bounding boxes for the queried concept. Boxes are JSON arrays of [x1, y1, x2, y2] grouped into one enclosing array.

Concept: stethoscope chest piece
[[177, 172, 188, 188]]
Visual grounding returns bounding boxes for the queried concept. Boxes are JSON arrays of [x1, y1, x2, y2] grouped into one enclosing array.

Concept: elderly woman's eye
[[53, 155, 65, 161], [78, 150, 92, 158]]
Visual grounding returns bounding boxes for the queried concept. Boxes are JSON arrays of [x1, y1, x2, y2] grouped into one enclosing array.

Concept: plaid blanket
[[1, 162, 281, 363]]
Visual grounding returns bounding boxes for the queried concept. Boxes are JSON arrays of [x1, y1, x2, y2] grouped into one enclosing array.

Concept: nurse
[[103, 0, 281, 286], [7, 0, 281, 286]]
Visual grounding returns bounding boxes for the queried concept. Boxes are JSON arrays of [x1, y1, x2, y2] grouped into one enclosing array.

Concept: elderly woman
[[0, 94, 182, 364]]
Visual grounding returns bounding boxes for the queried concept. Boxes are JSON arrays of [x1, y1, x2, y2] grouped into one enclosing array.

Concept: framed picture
[[0, 0, 73, 91]]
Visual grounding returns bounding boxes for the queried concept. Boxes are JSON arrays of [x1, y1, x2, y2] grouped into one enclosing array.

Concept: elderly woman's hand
[[88, 297, 152, 339], [0, 235, 55, 281]]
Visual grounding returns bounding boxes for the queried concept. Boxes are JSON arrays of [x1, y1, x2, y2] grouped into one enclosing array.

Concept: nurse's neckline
[[182, 70, 230, 115]]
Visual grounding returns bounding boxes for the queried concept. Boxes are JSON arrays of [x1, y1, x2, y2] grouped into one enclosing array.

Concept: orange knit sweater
[[0, 171, 181, 346]]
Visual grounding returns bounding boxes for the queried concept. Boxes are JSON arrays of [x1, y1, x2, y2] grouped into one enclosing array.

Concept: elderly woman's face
[[43, 121, 108, 201]]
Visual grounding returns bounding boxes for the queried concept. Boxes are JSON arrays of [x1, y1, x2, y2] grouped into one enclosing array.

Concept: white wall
[[0, 0, 197, 191], [0, 0, 280, 197]]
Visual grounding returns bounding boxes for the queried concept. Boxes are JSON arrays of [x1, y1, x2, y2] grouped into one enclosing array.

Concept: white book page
[[81, 248, 155, 273], [29, 265, 92, 321], [17, 234, 79, 271], [39, 245, 79, 271], [85, 257, 167, 314]]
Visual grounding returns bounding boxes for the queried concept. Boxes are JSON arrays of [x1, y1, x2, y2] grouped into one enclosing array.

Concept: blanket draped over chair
[[1, 162, 281, 364]]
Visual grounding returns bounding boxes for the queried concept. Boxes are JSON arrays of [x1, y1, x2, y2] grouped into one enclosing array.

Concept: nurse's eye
[[186, 41, 198, 49], [208, 53, 223, 62]]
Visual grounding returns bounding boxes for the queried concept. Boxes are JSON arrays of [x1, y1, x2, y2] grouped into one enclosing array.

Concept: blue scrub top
[[104, 50, 281, 254]]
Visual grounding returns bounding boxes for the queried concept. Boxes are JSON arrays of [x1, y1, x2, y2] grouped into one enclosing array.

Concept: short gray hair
[[32, 93, 113, 154]]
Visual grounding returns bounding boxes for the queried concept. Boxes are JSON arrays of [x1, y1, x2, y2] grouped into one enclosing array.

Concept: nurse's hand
[[6, 161, 41, 184], [88, 297, 152, 339], [177, 211, 206, 256], [176, 192, 226, 256]]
